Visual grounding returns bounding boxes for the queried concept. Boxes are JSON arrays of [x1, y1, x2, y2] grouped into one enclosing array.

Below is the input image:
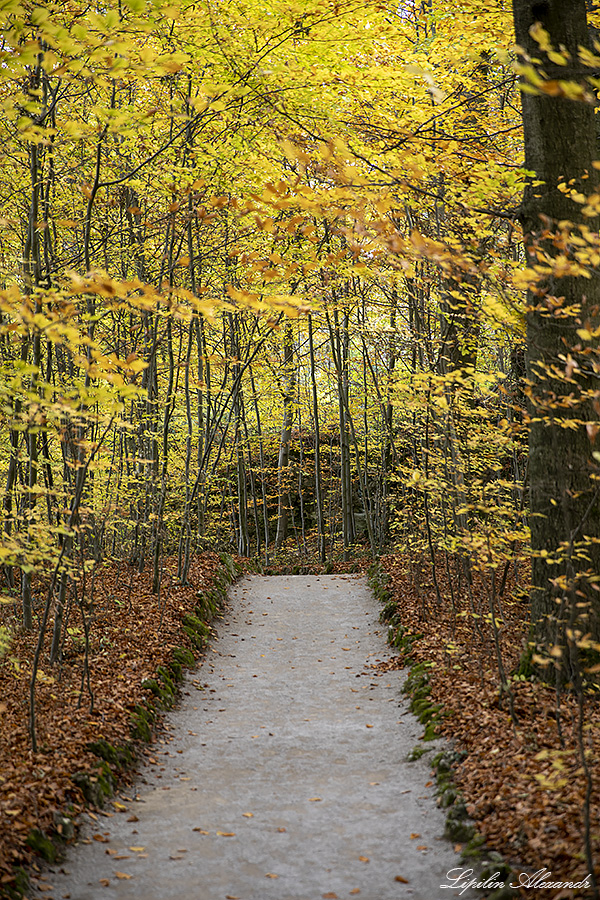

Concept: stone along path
[[33, 575, 477, 900]]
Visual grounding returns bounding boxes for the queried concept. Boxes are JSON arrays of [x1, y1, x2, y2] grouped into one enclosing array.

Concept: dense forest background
[[0, 0, 530, 625], [2, 0, 600, 895]]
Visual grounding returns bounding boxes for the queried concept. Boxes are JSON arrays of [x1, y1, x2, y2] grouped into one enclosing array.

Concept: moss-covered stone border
[[6, 553, 241, 900], [367, 561, 519, 900]]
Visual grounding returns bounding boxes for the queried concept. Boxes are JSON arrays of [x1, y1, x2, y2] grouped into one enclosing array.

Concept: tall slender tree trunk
[[308, 314, 326, 562], [249, 366, 270, 563], [275, 322, 296, 549], [230, 314, 249, 556], [332, 305, 354, 557]]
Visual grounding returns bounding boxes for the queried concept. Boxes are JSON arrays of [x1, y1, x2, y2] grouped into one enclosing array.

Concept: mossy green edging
[[370, 561, 519, 900], [432, 752, 518, 898], [5, 554, 242, 900]]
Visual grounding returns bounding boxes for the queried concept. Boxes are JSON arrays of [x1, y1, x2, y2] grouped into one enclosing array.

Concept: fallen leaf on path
[[115, 872, 132, 880], [99, 879, 110, 887], [277, 827, 286, 832], [112, 801, 127, 811], [129, 846, 145, 852], [365, 724, 373, 728], [395, 876, 409, 883], [309, 797, 322, 802], [265, 873, 278, 878], [242, 812, 253, 818], [93, 834, 109, 843], [410, 833, 420, 839], [192, 828, 209, 834], [417, 845, 427, 851], [113, 854, 130, 860], [216, 831, 236, 836], [127, 815, 139, 822], [322, 894, 338, 899], [358, 855, 369, 862], [226, 895, 240, 899]]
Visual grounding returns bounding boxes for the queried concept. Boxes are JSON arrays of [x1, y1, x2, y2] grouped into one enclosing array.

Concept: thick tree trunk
[[513, 0, 600, 675]]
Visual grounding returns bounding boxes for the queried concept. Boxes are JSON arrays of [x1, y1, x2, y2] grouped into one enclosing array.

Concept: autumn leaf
[[115, 872, 132, 880]]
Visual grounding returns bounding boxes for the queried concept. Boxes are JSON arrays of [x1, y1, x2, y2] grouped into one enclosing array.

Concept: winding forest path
[[33, 575, 476, 900]]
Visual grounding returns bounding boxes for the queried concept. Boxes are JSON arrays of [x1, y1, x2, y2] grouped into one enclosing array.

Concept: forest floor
[[380, 552, 600, 899], [0, 548, 597, 899], [0, 552, 231, 895]]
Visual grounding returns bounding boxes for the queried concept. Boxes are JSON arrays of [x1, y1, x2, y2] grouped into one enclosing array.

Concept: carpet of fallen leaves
[[381, 552, 600, 900], [0, 552, 225, 893]]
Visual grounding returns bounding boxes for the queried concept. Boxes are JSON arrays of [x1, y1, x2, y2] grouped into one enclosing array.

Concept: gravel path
[[32, 574, 477, 900]]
